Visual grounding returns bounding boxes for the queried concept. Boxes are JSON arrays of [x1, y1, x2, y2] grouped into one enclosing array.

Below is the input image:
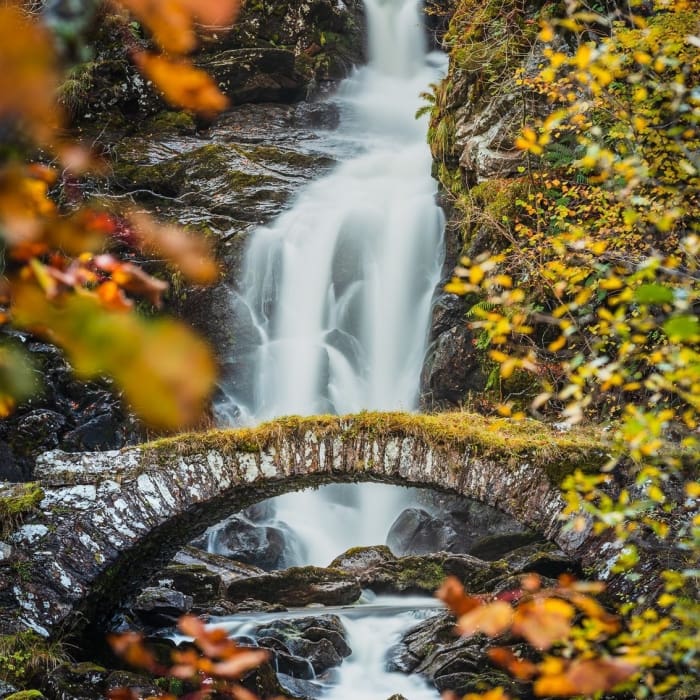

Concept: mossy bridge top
[[1, 412, 605, 639]]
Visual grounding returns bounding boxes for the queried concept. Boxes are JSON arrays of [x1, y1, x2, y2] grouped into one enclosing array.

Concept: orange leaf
[[488, 648, 538, 680], [457, 601, 513, 637], [566, 657, 637, 694], [0, 7, 59, 143], [436, 576, 482, 616], [134, 52, 228, 115], [111, 262, 169, 308], [512, 598, 574, 650], [128, 211, 218, 285], [211, 649, 269, 678]]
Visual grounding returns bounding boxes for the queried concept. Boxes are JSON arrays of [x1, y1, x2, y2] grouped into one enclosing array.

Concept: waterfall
[[212, 0, 446, 566], [217, 0, 445, 425]]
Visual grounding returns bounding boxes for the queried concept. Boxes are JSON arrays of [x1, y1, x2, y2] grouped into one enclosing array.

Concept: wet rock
[[388, 612, 522, 697], [199, 49, 305, 105], [173, 546, 266, 587], [361, 553, 507, 596], [44, 663, 109, 700], [206, 514, 298, 570], [104, 671, 161, 697], [0, 681, 18, 699], [329, 545, 395, 573], [469, 532, 541, 560], [387, 508, 465, 556], [253, 614, 351, 675], [276, 674, 325, 700], [60, 413, 123, 452], [420, 326, 487, 408], [273, 653, 315, 680], [226, 567, 361, 607], [153, 564, 222, 606], [131, 587, 193, 627]]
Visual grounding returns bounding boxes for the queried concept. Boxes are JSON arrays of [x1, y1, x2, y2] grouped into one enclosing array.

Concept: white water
[[217, 0, 445, 424], [214, 0, 447, 569], [209, 597, 443, 700]]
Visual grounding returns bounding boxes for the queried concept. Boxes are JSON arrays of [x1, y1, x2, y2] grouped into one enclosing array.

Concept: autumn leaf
[[534, 657, 637, 696], [488, 647, 538, 680], [457, 601, 513, 637], [128, 211, 219, 285], [134, 52, 228, 115], [117, 0, 241, 54], [436, 576, 483, 616], [512, 598, 575, 649], [0, 7, 60, 144]]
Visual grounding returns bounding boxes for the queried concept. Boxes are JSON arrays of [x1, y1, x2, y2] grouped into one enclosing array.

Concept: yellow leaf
[[134, 53, 229, 115], [548, 335, 566, 352]]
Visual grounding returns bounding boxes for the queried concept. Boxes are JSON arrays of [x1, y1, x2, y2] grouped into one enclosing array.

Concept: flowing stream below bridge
[[211, 0, 449, 697]]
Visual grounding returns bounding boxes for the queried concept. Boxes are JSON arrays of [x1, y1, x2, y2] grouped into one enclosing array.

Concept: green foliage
[[441, 0, 700, 697], [0, 633, 68, 687]]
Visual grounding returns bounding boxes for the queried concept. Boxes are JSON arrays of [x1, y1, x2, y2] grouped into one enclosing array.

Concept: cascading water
[[217, 0, 445, 424], [208, 3, 448, 696], [213, 0, 447, 566]]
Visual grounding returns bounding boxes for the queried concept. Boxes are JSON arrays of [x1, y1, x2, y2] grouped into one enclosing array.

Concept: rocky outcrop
[[0, 412, 604, 639]]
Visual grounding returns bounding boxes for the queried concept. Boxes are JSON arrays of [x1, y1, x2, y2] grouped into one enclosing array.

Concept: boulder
[[153, 564, 221, 606], [131, 587, 193, 627], [501, 543, 576, 578], [43, 663, 109, 700], [253, 614, 351, 676], [469, 532, 541, 560], [386, 508, 466, 556], [360, 553, 508, 596], [173, 546, 265, 587], [329, 545, 395, 574], [226, 566, 361, 606], [207, 514, 298, 570]]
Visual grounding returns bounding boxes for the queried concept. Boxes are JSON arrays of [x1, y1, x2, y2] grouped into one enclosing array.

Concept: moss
[[5, 692, 45, 700], [143, 110, 196, 135], [144, 410, 606, 486], [0, 483, 44, 538], [0, 633, 69, 687]]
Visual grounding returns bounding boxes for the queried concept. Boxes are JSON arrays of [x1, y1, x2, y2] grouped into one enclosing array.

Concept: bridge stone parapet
[[0, 412, 605, 639]]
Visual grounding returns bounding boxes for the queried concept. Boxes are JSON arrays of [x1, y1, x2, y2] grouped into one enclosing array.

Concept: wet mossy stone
[[500, 542, 575, 578], [360, 552, 507, 596], [329, 545, 395, 574], [44, 663, 109, 700], [5, 693, 44, 700], [225, 566, 361, 606]]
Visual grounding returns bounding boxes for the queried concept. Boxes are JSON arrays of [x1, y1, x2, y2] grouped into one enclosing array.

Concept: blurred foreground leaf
[[0, 341, 39, 418], [12, 284, 216, 429]]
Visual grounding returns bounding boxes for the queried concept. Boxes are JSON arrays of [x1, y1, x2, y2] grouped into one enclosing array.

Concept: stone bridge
[[1, 412, 605, 639]]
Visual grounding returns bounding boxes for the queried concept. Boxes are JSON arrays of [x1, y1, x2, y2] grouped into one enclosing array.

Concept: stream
[[211, 0, 449, 697]]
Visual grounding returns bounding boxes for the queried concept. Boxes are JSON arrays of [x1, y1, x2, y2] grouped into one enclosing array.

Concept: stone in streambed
[[329, 545, 395, 573], [155, 563, 222, 605], [225, 566, 360, 607], [131, 586, 192, 627]]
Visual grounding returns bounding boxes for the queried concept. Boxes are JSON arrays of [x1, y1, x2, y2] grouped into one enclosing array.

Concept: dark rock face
[[387, 495, 541, 559], [205, 514, 301, 570], [154, 563, 222, 606], [225, 566, 361, 607], [387, 508, 465, 556], [253, 615, 351, 676], [420, 323, 486, 409]]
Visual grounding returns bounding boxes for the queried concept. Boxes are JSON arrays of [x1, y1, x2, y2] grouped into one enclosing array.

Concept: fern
[[466, 300, 499, 319]]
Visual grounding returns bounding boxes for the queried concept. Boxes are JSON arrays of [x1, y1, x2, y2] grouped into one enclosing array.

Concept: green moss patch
[[0, 632, 68, 687], [144, 411, 606, 485], [0, 483, 44, 538]]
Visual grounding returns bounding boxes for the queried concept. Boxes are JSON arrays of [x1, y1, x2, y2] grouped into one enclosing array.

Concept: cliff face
[[422, 0, 555, 409]]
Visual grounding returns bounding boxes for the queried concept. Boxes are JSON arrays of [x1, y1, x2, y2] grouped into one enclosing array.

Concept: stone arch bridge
[[2, 412, 604, 639]]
